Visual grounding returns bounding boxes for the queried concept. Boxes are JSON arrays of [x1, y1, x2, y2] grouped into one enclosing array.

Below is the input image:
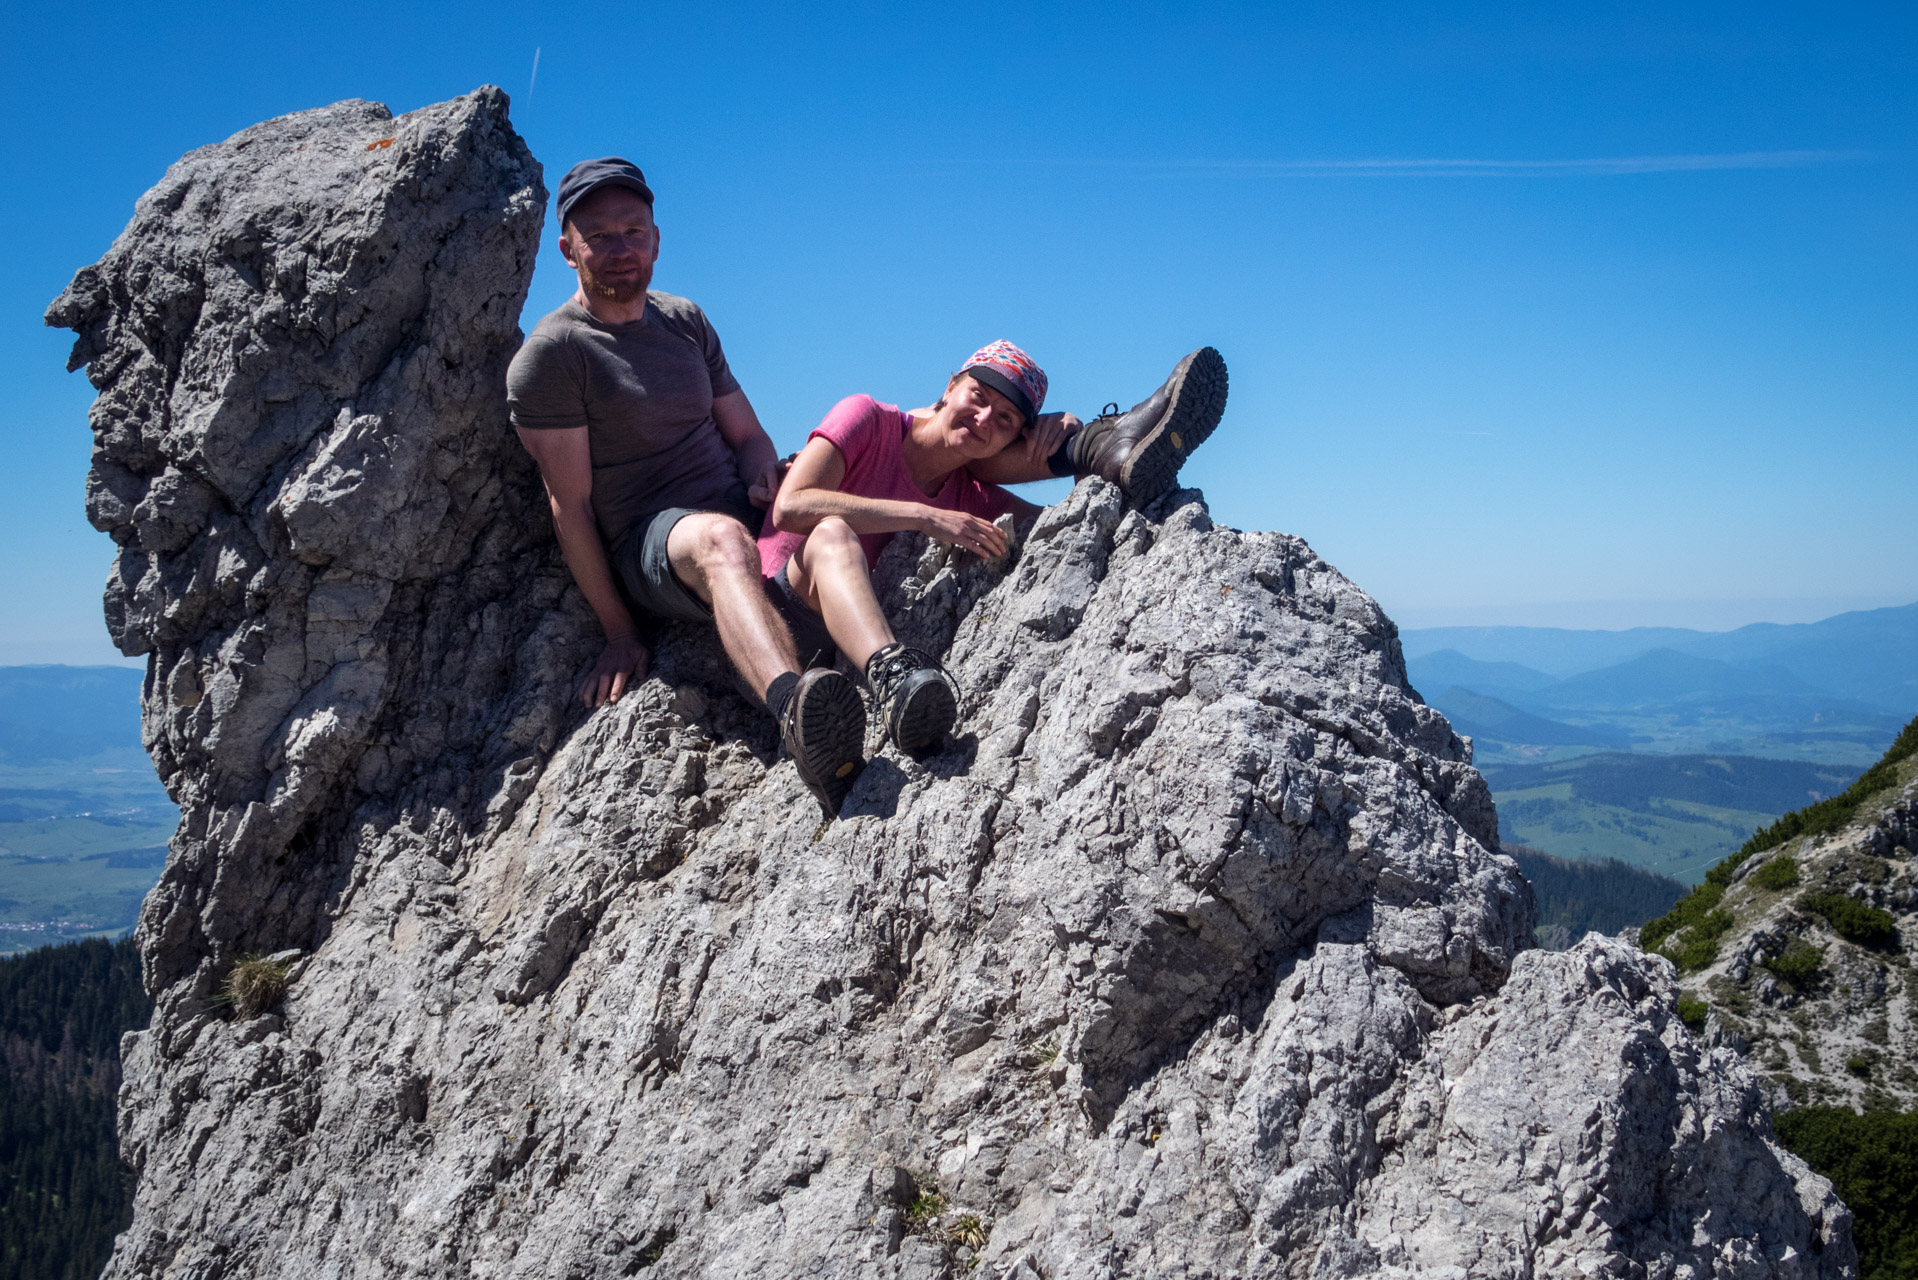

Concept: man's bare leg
[[668, 512, 865, 814], [665, 512, 800, 696], [782, 517, 894, 672]]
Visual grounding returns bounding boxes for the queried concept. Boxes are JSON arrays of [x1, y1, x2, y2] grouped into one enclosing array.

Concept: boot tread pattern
[[1120, 346, 1228, 507]]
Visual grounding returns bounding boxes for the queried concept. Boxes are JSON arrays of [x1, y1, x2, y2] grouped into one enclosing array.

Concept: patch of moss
[[634, 1229, 676, 1268]]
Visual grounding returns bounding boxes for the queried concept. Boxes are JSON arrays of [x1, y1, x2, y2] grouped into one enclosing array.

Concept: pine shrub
[[1800, 892, 1900, 949], [1775, 1107, 1918, 1280]]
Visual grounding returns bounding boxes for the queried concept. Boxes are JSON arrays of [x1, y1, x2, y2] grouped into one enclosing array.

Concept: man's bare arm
[[712, 389, 784, 508], [515, 426, 648, 708]]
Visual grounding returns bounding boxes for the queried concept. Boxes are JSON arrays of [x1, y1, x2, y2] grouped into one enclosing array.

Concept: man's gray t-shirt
[[506, 291, 745, 547]]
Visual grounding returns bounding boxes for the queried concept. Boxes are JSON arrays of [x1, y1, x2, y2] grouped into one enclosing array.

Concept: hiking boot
[[1072, 347, 1228, 506], [865, 643, 958, 754], [779, 668, 867, 816]]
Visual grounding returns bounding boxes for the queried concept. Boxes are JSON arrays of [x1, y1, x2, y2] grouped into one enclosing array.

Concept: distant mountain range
[[1403, 601, 1918, 714], [1404, 603, 1916, 768]]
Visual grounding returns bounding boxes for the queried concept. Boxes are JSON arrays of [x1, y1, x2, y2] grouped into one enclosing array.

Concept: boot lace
[[868, 644, 938, 705]]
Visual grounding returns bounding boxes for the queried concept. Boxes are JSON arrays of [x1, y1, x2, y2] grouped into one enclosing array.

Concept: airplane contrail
[[1070, 150, 1860, 177]]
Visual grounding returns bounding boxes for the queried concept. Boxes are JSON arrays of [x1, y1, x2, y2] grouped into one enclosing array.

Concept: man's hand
[[747, 454, 792, 509], [1024, 411, 1082, 466], [582, 634, 650, 708], [922, 508, 1009, 559]]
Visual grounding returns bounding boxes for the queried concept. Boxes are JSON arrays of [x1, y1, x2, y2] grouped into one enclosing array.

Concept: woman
[[763, 340, 1229, 761], [760, 341, 1065, 754]]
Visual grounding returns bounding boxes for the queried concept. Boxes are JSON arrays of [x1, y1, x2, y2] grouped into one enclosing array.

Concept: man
[[507, 158, 865, 815]]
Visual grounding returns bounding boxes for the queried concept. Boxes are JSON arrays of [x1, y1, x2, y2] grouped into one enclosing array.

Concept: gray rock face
[[51, 91, 1853, 1279]]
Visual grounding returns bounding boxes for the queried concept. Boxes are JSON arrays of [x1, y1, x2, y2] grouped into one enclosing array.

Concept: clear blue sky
[[4, 1, 1913, 664]]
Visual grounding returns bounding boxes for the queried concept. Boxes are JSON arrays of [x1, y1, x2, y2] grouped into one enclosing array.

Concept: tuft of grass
[[1762, 940, 1826, 987], [218, 954, 295, 1018], [1752, 854, 1801, 892], [1800, 892, 1901, 949], [948, 1214, 988, 1251], [634, 1229, 675, 1268], [1675, 996, 1708, 1031], [903, 1187, 947, 1234]]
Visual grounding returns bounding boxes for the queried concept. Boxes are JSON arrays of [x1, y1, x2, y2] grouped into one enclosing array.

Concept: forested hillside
[[1504, 845, 1685, 947], [0, 936, 150, 1280], [1637, 715, 1918, 1280]]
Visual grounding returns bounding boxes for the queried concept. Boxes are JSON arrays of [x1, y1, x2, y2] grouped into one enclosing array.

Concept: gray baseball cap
[[556, 157, 655, 230]]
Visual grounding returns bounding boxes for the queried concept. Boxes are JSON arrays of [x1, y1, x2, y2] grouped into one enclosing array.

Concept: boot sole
[[1117, 346, 1228, 507], [789, 670, 866, 815], [890, 670, 958, 754]]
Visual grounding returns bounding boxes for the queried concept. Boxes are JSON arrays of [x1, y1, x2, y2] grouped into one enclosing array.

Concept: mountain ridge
[[1404, 603, 1918, 713]]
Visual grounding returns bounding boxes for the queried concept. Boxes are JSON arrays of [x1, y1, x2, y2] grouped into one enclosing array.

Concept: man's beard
[[580, 260, 648, 304]]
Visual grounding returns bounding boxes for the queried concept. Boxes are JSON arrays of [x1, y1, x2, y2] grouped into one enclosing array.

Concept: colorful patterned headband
[[960, 340, 1048, 424]]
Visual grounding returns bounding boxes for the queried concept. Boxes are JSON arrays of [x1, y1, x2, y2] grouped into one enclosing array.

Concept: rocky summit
[[49, 89, 1853, 1279]]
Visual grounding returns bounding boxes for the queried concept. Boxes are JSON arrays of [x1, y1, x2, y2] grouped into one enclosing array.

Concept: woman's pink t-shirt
[[758, 394, 1015, 577]]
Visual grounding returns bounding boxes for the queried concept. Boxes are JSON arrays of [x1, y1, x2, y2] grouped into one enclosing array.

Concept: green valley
[[1481, 753, 1858, 884]]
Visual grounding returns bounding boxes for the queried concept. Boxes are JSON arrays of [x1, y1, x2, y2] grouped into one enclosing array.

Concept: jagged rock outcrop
[[50, 90, 1854, 1279]]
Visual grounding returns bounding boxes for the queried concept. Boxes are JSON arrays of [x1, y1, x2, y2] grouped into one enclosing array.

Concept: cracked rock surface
[[50, 90, 1854, 1279]]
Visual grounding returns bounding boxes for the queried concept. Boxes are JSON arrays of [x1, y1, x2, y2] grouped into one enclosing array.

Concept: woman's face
[[935, 373, 1026, 459]]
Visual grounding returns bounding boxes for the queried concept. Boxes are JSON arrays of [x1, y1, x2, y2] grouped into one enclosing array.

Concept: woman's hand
[[1024, 411, 1081, 466], [922, 508, 1009, 559]]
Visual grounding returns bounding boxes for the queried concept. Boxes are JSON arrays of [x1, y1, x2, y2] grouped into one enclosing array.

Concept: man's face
[[559, 188, 659, 305], [936, 373, 1027, 459]]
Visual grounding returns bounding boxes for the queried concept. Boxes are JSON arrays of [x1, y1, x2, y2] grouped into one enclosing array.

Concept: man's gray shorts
[[610, 486, 838, 670], [612, 484, 762, 624]]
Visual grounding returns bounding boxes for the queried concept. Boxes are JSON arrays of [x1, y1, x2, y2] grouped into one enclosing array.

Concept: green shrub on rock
[[1800, 892, 1901, 949], [1762, 940, 1825, 987], [1751, 854, 1801, 892], [1774, 1107, 1918, 1280]]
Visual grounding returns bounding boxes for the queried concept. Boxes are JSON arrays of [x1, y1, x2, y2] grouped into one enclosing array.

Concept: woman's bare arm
[[771, 438, 1010, 558]]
